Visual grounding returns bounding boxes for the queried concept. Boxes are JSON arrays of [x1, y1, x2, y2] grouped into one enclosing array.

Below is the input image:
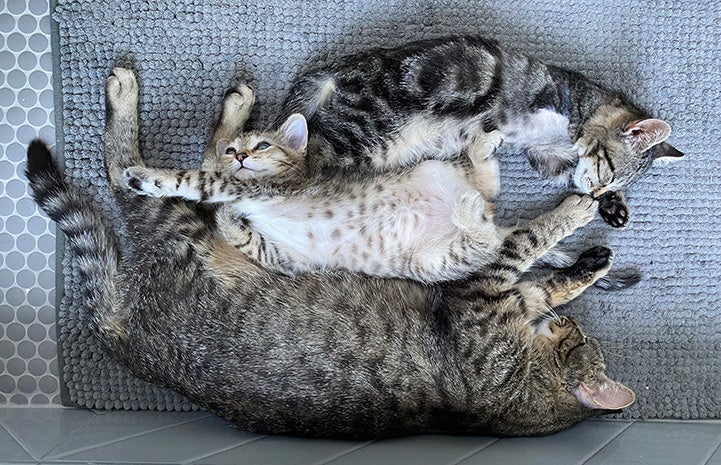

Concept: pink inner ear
[[624, 119, 672, 152], [574, 381, 636, 410]]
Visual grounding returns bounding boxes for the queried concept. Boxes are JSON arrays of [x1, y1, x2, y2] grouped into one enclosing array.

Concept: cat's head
[[538, 316, 635, 417], [573, 105, 684, 196], [216, 113, 308, 179]]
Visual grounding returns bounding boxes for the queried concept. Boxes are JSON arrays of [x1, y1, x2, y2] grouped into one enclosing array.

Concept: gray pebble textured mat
[[53, 0, 721, 418]]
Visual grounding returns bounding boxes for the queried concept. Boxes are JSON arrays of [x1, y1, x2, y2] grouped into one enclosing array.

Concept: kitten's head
[[538, 316, 635, 417], [216, 114, 308, 179], [573, 105, 684, 196]]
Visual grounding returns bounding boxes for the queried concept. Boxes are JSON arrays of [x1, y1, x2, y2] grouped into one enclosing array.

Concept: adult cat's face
[[216, 113, 309, 180], [573, 106, 684, 196], [541, 316, 635, 413]]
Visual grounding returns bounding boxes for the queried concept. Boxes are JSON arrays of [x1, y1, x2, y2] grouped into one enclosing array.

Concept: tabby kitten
[[125, 101, 518, 283], [26, 67, 634, 437], [277, 35, 684, 228]]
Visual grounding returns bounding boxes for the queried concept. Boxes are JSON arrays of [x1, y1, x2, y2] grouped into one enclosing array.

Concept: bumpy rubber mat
[[53, 0, 721, 418]]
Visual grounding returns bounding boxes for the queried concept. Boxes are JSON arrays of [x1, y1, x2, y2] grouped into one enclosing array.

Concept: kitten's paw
[[574, 246, 614, 274], [123, 166, 162, 197], [598, 191, 629, 228], [223, 84, 255, 119], [106, 68, 138, 115], [557, 193, 598, 226]]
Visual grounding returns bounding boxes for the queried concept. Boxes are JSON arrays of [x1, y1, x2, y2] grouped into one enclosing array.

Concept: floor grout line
[[38, 410, 99, 460], [699, 432, 721, 465], [179, 434, 268, 465], [0, 421, 35, 462], [445, 438, 501, 465], [43, 413, 213, 460], [310, 439, 378, 465], [578, 420, 635, 465]]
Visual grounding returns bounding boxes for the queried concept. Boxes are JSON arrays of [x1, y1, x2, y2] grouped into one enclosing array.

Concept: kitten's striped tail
[[26, 140, 123, 340]]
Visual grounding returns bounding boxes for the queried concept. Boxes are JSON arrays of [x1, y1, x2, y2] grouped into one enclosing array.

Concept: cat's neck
[[544, 66, 617, 140]]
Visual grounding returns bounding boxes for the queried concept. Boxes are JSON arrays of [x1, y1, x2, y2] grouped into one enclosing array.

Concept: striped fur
[[280, 35, 683, 228], [28, 67, 636, 439]]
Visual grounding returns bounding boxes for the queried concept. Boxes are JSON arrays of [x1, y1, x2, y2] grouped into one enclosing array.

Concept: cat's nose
[[236, 152, 249, 162]]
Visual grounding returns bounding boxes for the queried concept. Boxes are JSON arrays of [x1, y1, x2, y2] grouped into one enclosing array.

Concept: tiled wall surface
[[0, 0, 60, 405]]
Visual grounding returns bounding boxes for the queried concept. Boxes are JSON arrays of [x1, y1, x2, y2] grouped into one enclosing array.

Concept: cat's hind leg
[[104, 68, 142, 192], [202, 85, 255, 169], [451, 190, 499, 241]]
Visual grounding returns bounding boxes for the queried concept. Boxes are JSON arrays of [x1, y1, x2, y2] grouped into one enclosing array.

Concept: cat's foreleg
[[525, 146, 577, 185], [519, 246, 614, 307], [476, 194, 598, 291], [202, 85, 255, 169]]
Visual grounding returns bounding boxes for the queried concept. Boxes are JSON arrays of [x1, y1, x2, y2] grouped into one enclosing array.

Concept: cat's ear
[[216, 139, 234, 156], [279, 114, 308, 152], [649, 141, 685, 162], [623, 119, 672, 153], [574, 377, 636, 411]]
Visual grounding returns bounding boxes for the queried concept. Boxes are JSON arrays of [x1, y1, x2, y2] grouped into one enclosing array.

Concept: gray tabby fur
[[274, 36, 684, 228], [27, 68, 635, 438]]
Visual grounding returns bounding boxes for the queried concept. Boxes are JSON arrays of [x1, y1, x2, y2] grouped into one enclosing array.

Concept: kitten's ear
[[279, 114, 308, 152], [216, 139, 234, 156], [574, 377, 636, 410], [623, 119, 672, 152], [649, 141, 685, 162]]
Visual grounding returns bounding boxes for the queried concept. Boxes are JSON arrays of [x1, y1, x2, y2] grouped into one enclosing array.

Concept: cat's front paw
[[556, 193, 598, 227], [123, 166, 163, 197], [598, 191, 629, 228], [106, 68, 138, 116]]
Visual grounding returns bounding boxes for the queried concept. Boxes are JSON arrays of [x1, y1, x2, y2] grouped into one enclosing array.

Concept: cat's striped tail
[[26, 140, 124, 343]]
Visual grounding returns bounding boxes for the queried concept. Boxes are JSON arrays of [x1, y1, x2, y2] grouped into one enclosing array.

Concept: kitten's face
[[216, 113, 309, 180], [573, 106, 683, 196], [218, 134, 304, 179], [538, 316, 635, 413]]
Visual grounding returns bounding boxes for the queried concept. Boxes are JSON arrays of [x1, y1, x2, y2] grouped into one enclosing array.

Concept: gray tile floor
[[0, 408, 720, 465]]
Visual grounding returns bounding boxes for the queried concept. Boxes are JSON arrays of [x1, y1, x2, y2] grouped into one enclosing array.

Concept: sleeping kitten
[[276, 35, 684, 228], [26, 67, 635, 438], [124, 99, 535, 283]]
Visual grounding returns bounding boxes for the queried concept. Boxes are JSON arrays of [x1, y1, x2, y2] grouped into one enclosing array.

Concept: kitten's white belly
[[233, 161, 496, 278]]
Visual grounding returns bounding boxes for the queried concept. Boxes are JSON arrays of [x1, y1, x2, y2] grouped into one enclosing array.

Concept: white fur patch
[[500, 109, 572, 150], [370, 115, 485, 169]]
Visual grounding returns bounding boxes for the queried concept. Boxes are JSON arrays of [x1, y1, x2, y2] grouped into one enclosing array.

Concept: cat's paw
[[556, 193, 598, 226], [105, 68, 138, 115], [573, 246, 614, 274], [222, 84, 255, 120], [123, 166, 163, 197], [598, 191, 629, 228]]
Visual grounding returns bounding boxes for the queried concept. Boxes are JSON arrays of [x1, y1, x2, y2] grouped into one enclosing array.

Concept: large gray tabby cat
[[270, 36, 684, 228], [27, 68, 634, 438]]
